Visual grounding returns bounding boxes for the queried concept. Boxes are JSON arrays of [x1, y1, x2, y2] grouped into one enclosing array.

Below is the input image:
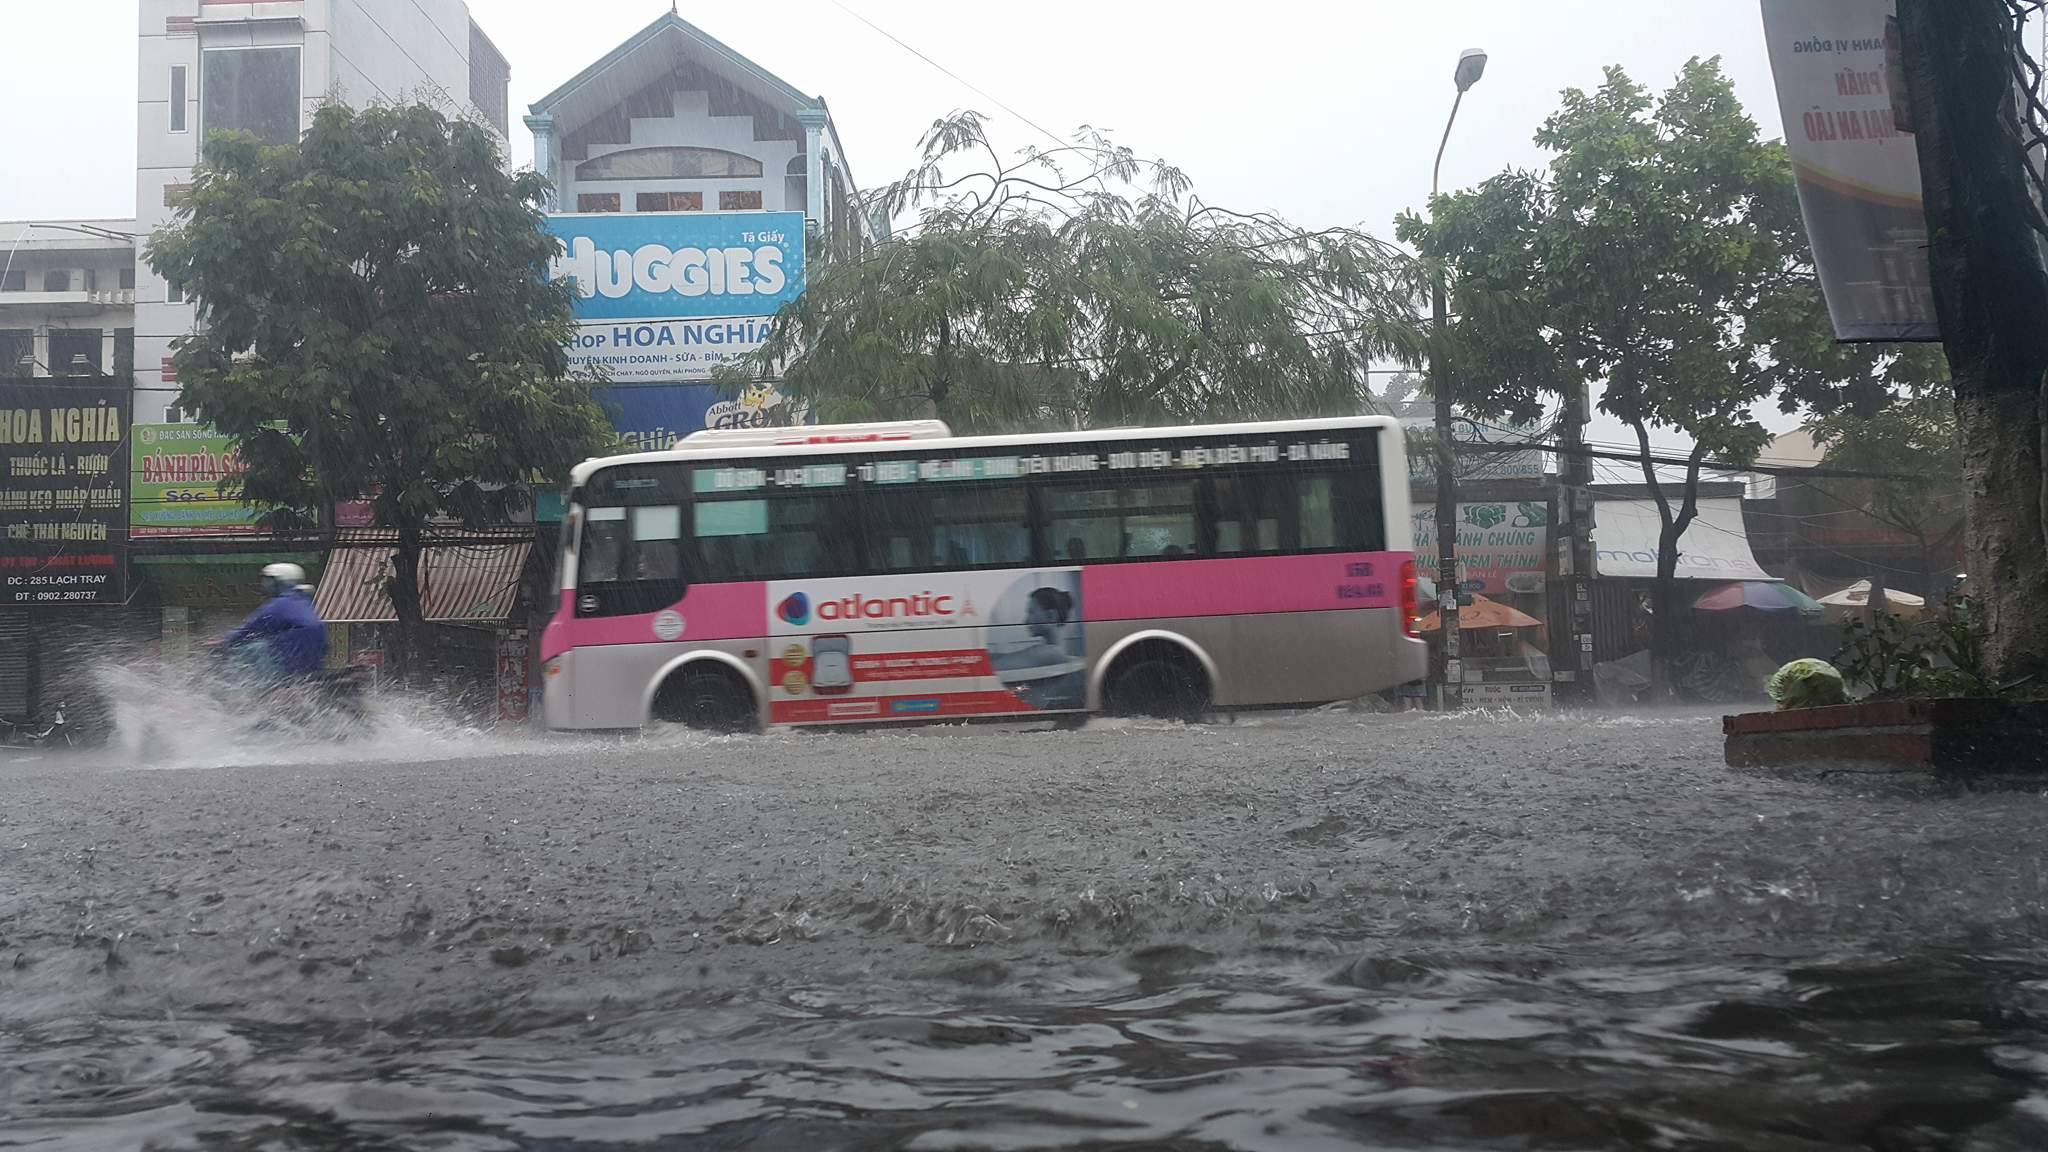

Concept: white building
[[0, 221, 138, 381], [525, 10, 875, 250], [132, 0, 511, 421]]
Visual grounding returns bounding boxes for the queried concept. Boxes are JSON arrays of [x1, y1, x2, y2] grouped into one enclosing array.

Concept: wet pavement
[[5, 704, 2048, 1149]]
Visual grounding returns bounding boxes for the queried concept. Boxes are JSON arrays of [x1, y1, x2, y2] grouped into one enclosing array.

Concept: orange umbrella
[[1416, 594, 1543, 632]]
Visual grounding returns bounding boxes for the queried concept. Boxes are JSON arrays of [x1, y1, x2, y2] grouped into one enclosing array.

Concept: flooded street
[[6, 707, 2048, 1149]]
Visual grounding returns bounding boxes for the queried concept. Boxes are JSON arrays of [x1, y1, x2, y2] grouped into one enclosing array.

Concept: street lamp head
[[1455, 48, 1488, 92]]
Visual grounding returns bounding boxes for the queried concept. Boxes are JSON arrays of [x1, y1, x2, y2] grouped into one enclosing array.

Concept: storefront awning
[[313, 533, 531, 625], [1593, 498, 1775, 581]]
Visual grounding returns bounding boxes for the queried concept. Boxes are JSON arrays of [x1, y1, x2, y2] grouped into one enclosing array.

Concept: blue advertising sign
[[595, 382, 810, 454], [598, 384, 719, 453], [544, 211, 806, 383]]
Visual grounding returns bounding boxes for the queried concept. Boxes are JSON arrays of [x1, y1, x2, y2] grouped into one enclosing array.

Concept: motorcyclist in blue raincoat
[[217, 562, 328, 684]]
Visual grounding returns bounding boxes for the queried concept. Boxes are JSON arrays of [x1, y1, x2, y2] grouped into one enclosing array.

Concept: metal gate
[[0, 611, 30, 716]]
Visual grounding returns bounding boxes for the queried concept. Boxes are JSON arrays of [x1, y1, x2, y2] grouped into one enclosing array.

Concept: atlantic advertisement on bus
[[543, 210, 807, 383], [763, 568, 1089, 724], [0, 382, 129, 605]]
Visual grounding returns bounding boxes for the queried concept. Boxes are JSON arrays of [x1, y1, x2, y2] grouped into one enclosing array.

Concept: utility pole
[[1554, 381, 1596, 703], [1430, 48, 1487, 710]]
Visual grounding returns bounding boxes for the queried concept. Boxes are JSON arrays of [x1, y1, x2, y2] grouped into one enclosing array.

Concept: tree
[[730, 112, 1424, 433], [1807, 386, 1963, 596], [1896, 0, 2048, 687], [146, 103, 612, 673], [1409, 59, 1941, 697]]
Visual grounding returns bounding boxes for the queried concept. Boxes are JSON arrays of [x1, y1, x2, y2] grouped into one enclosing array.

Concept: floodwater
[[5, 678, 2048, 1149]]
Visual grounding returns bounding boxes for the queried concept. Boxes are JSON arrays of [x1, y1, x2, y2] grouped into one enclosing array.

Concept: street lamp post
[[1430, 47, 1486, 711]]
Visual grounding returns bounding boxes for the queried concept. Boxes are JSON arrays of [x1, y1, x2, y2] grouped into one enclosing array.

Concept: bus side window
[[1121, 480, 1198, 558], [1211, 475, 1283, 555], [1295, 466, 1384, 552], [581, 506, 627, 583], [632, 505, 682, 580], [1046, 485, 1120, 562], [929, 488, 1029, 568]]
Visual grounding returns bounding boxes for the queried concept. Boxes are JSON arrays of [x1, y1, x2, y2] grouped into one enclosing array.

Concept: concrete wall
[[330, 0, 476, 115]]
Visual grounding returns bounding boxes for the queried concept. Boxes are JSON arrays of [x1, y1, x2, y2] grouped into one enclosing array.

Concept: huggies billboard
[[543, 211, 807, 382]]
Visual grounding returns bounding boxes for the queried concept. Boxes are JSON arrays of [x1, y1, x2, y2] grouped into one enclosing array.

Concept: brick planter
[[1724, 699, 2048, 783]]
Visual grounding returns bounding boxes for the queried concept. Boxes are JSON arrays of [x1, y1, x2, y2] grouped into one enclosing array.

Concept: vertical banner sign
[[1760, 0, 1939, 341], [496, 628, 529, 723], [0, 382, 129, 605], [543, 211, 807, 383]]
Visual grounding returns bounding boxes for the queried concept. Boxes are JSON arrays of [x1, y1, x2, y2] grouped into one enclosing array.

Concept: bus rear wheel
[[1103, 644, 1210, 721], [652, 665, 757, 733]]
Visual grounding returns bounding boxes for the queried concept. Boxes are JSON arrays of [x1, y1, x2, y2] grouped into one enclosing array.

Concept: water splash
[[84, 659, 705, 770]]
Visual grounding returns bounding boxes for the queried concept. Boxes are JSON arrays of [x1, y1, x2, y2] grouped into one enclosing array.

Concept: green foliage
[[1835, 595, 1992, 699], [145, 104, 612, 625], [1806, 387, 1962, 573], [1406, 59, 1944, 694], [726, 112, 1424, 432], [1413, 59, 1936, 458], [147, 105, 613, 516]]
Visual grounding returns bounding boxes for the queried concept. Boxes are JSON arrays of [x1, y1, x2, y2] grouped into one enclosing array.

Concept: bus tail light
[[1400, 559, 1419, 637]]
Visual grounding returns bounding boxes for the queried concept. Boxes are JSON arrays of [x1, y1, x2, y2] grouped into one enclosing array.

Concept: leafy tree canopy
[[732, 112, 1425, 432], [1403, 58, 1943, 693], [146, 103, 612, 658], [1406, 59, 1944, 459], [1807, 382, 1963, 586]]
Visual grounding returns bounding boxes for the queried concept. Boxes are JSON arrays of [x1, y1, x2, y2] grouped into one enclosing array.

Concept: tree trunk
[[1649, 518, 1684, 701], [389, 519, 426, 685], [1634, 421, 1706, 702], [1900, 1, 2048, 686]]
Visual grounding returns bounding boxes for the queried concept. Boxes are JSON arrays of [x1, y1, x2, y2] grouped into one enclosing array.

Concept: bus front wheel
[[652, 665, 758, 734], [1102, 644, 1210, 721]]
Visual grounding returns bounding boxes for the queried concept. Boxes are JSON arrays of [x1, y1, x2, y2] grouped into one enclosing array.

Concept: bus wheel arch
[[646, 653, 761, 733], [1095, 632, 1216, 721]]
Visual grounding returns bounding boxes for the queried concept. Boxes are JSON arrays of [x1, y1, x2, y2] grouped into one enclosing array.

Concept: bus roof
[[568, 414, 1400, 488], [680, 420, 952, 447]]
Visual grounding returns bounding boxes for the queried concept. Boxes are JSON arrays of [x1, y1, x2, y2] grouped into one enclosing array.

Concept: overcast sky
[[1, 1, 1789, 467]]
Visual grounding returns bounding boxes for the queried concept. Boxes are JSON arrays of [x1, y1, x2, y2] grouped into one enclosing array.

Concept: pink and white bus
[[540, 416, 1425, 731]]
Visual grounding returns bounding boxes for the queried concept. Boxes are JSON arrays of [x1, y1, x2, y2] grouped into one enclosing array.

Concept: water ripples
[[9, 952, 2048, 1150]]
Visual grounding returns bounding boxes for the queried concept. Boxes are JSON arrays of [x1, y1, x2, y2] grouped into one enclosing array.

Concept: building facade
[[522, 9, 874, 445], [0, 222, 138, 383], [526, 11, 873, 253], [133, 0, 510, 424]]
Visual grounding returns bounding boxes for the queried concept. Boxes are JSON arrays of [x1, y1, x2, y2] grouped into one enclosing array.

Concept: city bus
[[540, 416, 1425, 732]]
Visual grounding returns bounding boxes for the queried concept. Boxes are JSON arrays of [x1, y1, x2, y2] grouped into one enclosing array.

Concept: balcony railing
[[0, 289, 135, 309]]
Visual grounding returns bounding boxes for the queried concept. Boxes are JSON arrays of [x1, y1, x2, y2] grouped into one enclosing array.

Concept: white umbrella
[[1815, 579, 1925, 623]]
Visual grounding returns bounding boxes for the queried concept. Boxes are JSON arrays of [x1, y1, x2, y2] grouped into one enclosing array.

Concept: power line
[[826, 1, 1067, 151], [1454, 439, 1933, 481]]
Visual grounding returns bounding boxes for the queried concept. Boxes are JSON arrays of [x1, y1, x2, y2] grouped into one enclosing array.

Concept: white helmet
[[260, 562, 306, 597]]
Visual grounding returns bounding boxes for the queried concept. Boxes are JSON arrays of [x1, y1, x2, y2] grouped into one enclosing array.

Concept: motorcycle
[[207, 644, 373, 736], [0, 702, 72, 748]]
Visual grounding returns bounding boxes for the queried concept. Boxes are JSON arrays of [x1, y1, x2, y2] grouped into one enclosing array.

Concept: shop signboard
[[1410, 500, 1549, 596], [1465, 681, 1552, 710], [544, 211, 807, 383], [1760, 0, 1937, 340], [130, 422, 270, 537], [1398, 410, 1546, 482], [0, 381, 129, 605], [596, 380, 808, 453]]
